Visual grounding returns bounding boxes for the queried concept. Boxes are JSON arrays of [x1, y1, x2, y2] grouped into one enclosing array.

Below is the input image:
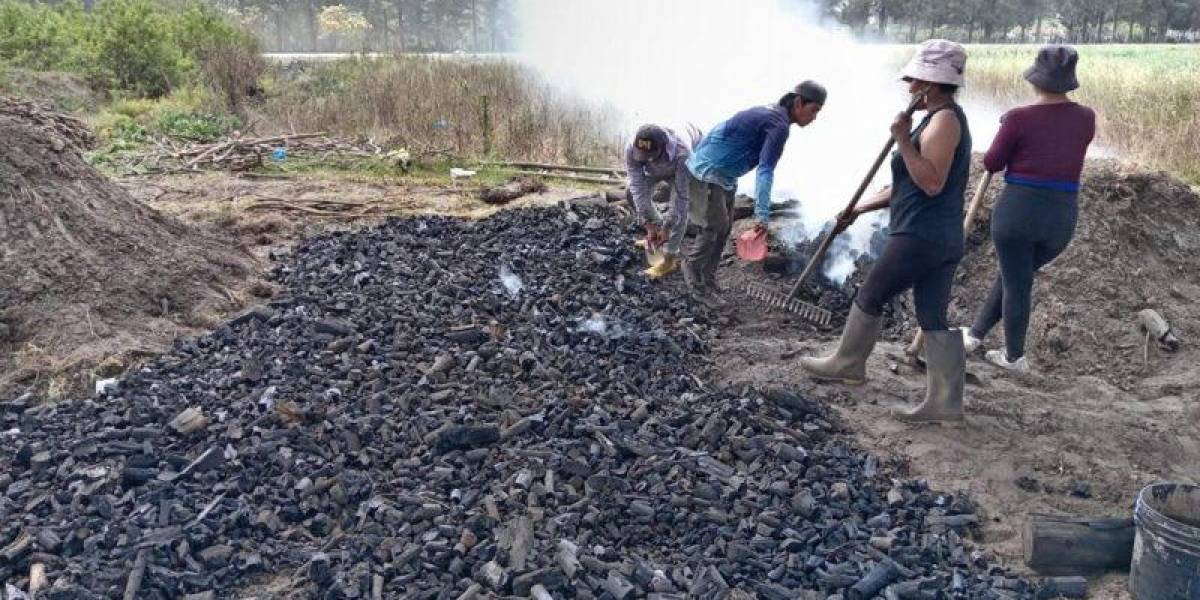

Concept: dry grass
[[256, 56, 623, 166], [963, 44, 1200, 184]]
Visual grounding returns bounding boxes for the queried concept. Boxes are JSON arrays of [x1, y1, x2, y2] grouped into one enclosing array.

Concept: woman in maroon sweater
[[963, 45, 1096, 372]]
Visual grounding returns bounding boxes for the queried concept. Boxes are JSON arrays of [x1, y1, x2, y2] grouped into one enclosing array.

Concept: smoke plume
[[514, 0, 1005, 280]]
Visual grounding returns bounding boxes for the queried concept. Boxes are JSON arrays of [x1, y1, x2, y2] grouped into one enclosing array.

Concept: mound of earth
[[952, 161, 1200, 389], [0, 97, 260, 399]]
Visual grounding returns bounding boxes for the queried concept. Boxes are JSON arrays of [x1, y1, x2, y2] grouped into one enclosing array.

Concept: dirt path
[[706, 258, 1200, 599]]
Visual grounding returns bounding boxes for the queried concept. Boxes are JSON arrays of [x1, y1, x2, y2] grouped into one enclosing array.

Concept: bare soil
[[117, 171, 600, 254], [706, 162, 1200, 598], [0, 98, 263, 400]]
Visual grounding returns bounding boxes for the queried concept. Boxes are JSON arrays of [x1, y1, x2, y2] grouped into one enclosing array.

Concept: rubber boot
[[682, 258, 720, 309], [644, 254, 678, 279], [896, 329, 965, 423], [799, 304, 882, 385]]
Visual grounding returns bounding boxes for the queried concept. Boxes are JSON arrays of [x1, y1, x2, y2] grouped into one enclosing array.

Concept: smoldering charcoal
[[0, 205, 1051, 598]]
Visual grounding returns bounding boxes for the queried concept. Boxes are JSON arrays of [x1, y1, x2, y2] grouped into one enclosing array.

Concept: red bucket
[[736, 228, 768, 262]]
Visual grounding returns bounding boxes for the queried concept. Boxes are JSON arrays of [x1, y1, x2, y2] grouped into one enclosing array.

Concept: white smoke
[[499, 264, 524, 298], [578, 314, 608, 335], [514, 0, 1007, 281]]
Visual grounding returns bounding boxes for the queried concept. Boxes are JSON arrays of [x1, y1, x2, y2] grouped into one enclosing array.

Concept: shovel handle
[[786, 93, 927, 300], [906, 170, 995, 356]]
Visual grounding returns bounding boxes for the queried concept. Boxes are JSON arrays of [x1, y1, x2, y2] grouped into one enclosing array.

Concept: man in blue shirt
[[685, 81, 826, 306]]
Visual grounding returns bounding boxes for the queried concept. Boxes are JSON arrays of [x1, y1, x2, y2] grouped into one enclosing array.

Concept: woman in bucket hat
[[962, 45, 1095, 373], [799, 39, 973, 424]]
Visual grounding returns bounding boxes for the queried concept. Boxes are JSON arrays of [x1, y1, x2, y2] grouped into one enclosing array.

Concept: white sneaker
[[961, 329, 982, 353], [985, 350, 1030, 373]]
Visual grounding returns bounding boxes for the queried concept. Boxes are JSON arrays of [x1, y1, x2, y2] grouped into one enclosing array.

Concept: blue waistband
[[1005, 174, 1080, 193]]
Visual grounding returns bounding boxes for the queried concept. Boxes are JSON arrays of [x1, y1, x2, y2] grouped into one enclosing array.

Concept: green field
[[961, 44, 1200, 184]]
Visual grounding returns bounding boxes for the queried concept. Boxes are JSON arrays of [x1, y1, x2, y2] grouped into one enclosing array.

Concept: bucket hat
[[900, 39, 967, 87], [1024, 45, 1080, 93]]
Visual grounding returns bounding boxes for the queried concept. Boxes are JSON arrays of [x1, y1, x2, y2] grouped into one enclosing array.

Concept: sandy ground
[[703, 255, 1200, 599]]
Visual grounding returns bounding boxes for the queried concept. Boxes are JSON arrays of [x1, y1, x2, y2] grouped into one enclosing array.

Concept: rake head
[[744, 282, 834, 327]]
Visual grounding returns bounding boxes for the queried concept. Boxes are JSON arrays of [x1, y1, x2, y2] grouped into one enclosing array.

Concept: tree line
[[64, 0, 1200, 51], [820, 0, 1200, 43], [204, 0, 517, 53]]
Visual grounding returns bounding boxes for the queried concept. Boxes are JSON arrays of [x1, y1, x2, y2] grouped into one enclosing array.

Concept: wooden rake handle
[[786, 93, 927, 301], [906, 170, 996, 356]]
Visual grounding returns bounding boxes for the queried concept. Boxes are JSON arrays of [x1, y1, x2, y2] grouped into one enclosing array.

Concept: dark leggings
[[970, 184, 1078, 359], [856, 234, 962, 331]]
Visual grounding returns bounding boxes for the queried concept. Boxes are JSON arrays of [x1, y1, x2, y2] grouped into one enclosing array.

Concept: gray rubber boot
[[896, 329, 965, 423], [799, 304, 882, 385]]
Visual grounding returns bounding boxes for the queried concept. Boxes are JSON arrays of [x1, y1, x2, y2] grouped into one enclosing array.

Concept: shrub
[[0, 2, 85, 71], [153, 107, 238, 142], [88, 0, 186, 97], [173, 3, 266, 112], [0, 0, 263, 101]]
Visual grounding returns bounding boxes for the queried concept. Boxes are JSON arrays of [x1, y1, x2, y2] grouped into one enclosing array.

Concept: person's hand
[[891, 111, 913, 143], [753, 219, 769, 235], [644, 222, 666, 246], [832, 206, 860, 235]]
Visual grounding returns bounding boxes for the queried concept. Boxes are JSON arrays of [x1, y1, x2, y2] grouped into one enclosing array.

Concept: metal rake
[[746, 93, 925, 325]]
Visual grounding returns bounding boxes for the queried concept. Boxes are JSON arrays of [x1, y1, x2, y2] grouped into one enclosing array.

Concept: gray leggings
[[970, 184, 1078, 359]]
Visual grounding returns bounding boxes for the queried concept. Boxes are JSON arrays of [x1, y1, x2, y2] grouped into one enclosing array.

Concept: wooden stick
[[905, 171, 995, 359], [123, 550, 148, 600], [493, 161, 626, 176], [788, 93, 926, 302], [1025, 514, 1134, 575], [512, 170, 622, 185]]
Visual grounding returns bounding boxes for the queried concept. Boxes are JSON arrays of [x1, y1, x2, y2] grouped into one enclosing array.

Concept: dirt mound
[[952, 161, 1200, 389], [0, 98, 260, 399]]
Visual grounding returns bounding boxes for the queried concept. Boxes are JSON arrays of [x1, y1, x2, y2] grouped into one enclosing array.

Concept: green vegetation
[[0, 0, 263, 101], [87, 87, 240, 166], [257, 56, 622, 166], [965, 44, 1200, 183]]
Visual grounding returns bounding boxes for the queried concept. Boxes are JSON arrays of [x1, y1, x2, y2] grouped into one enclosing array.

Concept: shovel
[[746, 93, 926, 327]]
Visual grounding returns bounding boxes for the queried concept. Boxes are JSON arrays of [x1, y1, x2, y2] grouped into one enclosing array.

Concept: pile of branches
[[121, 133, 429, 175]]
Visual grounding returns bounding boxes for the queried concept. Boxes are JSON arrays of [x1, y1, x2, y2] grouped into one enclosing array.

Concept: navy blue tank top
[[888, 103, 972, 251]]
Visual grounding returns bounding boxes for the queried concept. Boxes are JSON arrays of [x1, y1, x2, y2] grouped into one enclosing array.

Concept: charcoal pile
[[2, 204, 1045, 599]]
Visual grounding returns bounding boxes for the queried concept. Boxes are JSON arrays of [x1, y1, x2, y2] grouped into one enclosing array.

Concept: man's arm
[[625, 147, 658, 225], [754, 121, 790, 223]]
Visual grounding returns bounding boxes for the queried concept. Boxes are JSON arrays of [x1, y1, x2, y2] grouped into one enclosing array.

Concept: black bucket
[[1130, 483, 1200, 599]]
